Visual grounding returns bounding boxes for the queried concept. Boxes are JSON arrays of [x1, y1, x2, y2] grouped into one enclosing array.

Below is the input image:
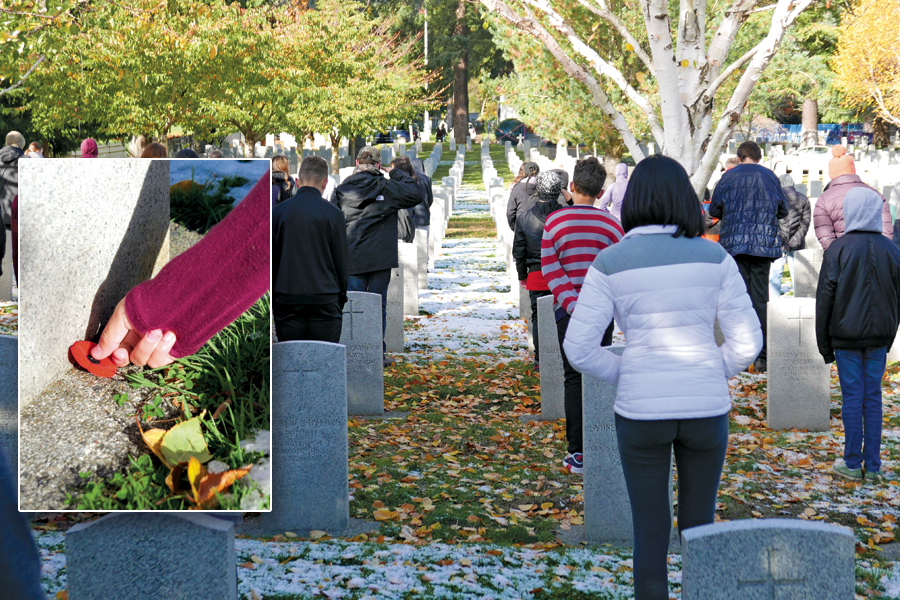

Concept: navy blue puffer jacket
[[709, 163, 789, 258]]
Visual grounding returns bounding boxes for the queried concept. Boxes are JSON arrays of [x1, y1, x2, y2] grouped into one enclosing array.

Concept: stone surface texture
[[681, 519, 854, 599], [67, 512, 237, 600], [767, 298, 831, 431], [339, 292, 384, 415], [19, 159, 170, 405], [793, 249, 824, 297], [386, 267, 404, 352], [247, 341, 349, 534], [537, 295, 564, 420], [399, 242, 419, 316]]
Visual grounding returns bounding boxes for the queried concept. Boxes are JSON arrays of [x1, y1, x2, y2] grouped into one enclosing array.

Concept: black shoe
[[383, 356, 395, 368], [753, 358, 767, 373]]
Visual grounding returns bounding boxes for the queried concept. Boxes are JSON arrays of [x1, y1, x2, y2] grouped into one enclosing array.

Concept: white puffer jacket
[[564, 225, 762, 420]]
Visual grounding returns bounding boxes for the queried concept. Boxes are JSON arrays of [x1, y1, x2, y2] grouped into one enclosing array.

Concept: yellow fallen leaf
[[188, 456, 205, 504], [803, 508, 816, 516], [56, 592, 68, 600], [635, 72, 645, 84], [518, 504, 535, 511], [161, 416, 213, 467], [460, 558, 472, 566], [625, 43, 634, 52], [285, 532, 298, 538], [541, 502, 554, 510], [309, 530, 328, 539], [136, 419, 170, 468]]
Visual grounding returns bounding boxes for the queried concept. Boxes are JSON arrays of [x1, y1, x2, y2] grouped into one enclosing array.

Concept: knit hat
[[5, 131, 25, 149], [357, 145, 380, 165], [535, 170, 563, 202], [828, 145, 855, 179], [80, 138, 99, 158]]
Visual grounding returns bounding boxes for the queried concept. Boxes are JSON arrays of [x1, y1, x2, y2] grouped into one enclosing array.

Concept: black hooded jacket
[[331, 167, 423, 274], [513, 199, 562, 280], [506, 176, 539, 231], [0, 146, 23, 228], [777, 176, 811, 252], [409, 159, 433, 229]]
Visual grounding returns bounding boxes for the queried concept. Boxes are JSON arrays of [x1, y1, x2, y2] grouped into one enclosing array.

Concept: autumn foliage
[[832, 0, 900, 126]]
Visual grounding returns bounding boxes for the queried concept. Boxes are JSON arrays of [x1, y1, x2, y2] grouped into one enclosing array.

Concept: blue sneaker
[[564, 453, 583, 474]]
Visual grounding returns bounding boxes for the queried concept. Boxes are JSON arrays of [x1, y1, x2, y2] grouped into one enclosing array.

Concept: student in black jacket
[[273, 156, 349, 343], [331, 146, 423, 363], [816, 187, 900, 483], [513, 170, 564, 369]]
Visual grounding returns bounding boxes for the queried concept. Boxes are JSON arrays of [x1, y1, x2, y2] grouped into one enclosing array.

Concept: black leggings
[[615, 413, 729, 600]]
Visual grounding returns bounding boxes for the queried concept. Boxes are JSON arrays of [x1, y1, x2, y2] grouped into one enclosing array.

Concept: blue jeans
[[0, 446, 44, 599], [835, 347, 886, 472], [348, 269, 391, 354], [768, 250, 795, 300]]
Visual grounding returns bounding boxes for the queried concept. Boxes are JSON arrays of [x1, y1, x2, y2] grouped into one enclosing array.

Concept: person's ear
[[570, 181, 575, 193]]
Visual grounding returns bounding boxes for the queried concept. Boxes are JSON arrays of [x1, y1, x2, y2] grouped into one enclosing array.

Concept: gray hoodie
[[844, 186, 884, 234], [600, 163, 629, 221]]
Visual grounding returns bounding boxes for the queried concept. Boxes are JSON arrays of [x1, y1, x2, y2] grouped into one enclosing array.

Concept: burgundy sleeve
[[125, 172, 271, 358]]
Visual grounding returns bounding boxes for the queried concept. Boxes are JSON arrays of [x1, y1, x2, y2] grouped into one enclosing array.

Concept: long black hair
[[620, 155, 705, 238]]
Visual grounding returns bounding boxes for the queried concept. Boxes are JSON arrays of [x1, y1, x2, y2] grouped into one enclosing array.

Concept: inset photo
[[17, 157, 271, 511]]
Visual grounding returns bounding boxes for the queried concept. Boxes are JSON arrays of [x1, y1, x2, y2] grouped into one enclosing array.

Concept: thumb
[[91, 300, 133, 360]]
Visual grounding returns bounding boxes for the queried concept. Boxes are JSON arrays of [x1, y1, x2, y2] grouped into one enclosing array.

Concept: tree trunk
[[873, 116, 889, 148], [330, 131, 341, 175], [452, 0, 469, 146], [243, 132, 259, 158], [801, 97, 818, 147]]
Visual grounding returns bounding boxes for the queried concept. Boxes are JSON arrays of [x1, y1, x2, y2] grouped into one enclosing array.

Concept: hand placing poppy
[[89, 298, 177, 369]]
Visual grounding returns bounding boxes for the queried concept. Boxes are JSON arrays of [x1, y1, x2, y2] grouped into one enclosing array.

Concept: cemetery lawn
[[0, 302, 17, 335]]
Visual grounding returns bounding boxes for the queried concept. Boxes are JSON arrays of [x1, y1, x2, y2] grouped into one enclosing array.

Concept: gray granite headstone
[[67, 513, 237, 600], [767, 298, 831, 431], [681, 519, 854, 599], [249, 341, 349, 534], [804, 199, 822, 250], [583, 346, 675, 547], [537, 295, 564, 420], [0, 335, 16, 477], [809, 179, 824, 198], [339, 292, 383, 415], [520, 283, 534, 352], [795, 182, 808, 197], [399, 242, 419, 316], [415, 228, 428, 289], [385, 267, 404, 352], [793, 249, 824, 297], [19, 159, 170, 405]]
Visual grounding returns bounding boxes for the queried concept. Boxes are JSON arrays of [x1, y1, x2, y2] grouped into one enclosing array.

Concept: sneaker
[[832, 459, 863, 481], [564, 453, 584, 474], [865, 470, 884, 484]]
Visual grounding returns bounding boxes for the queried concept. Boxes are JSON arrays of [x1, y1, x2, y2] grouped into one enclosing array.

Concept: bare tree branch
[[0, 55, 45, 97], [575, 0, 654, 76]]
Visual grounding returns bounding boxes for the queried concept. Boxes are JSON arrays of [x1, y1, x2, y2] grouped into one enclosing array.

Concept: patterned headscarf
[[535, 170, 562, 202]]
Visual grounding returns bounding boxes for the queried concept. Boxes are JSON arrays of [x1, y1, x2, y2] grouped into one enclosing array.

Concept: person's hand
[[561, 189, 572, 203], [90, 298, 177, 368], [519, 280, 527, 288]]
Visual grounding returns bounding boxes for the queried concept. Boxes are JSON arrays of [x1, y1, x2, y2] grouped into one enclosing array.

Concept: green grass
[[446, 216, 497, 239], [170, 171, 249, 234]]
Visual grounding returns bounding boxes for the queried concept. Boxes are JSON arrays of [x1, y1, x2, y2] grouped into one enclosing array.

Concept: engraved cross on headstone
[[787, 306, 813, 345], [738, 548, 806, 598], [342, 299, 366, 341]]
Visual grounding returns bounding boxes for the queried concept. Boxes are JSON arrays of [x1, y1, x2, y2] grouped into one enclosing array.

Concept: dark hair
[[736, 141, 761, 163], [620, 155, 705, 238], [298, 156, 329, 186], [391, 157, 417, 181], [175, 148, 198, 158], [511, 161, 539, 187], [572, 157, 605, 197]]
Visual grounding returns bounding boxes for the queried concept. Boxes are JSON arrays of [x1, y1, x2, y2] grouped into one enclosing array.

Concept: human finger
[[92, 300, 133, 360], [129, 329, 163, 367], [146, 331, 177, 369]]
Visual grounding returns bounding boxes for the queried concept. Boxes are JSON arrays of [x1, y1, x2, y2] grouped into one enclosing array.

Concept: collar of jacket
[[622, 224, 678, 240]]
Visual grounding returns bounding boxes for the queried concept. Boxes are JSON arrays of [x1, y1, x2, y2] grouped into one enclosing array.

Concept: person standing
[[331, 146, 423, 366], [26, 142, 43, 158], [564, 155, 761, 599], [708, 141, 788, 373], [814, 145, 892, 250], [816, 187, 900, 483], [0, 131, 25, 230], [513, 171, 565, 372], [80, 137, 99, 158], [506, 162, 540, 231], [273, 156, 348, 343], [769, 173, 811, 298], [541, 157, 624, 474], [409, 157, 434, 263], [599, 162, 629, 221]]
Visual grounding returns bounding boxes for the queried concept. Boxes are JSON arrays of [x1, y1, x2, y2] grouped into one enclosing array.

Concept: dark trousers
[[529, 289, 552, 363], [557, 313, 613, 455], [835, 347, 887, 471], [348, 269, 392, 353], [734, 254, 772, 361], [616, 413, 729, 600], [273, 300, 343, 343], [0, 447, 44, 600]]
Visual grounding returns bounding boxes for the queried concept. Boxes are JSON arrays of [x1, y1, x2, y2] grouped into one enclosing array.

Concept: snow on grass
[[170, 158, 270, 205], [402, 187, 530, 362]]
